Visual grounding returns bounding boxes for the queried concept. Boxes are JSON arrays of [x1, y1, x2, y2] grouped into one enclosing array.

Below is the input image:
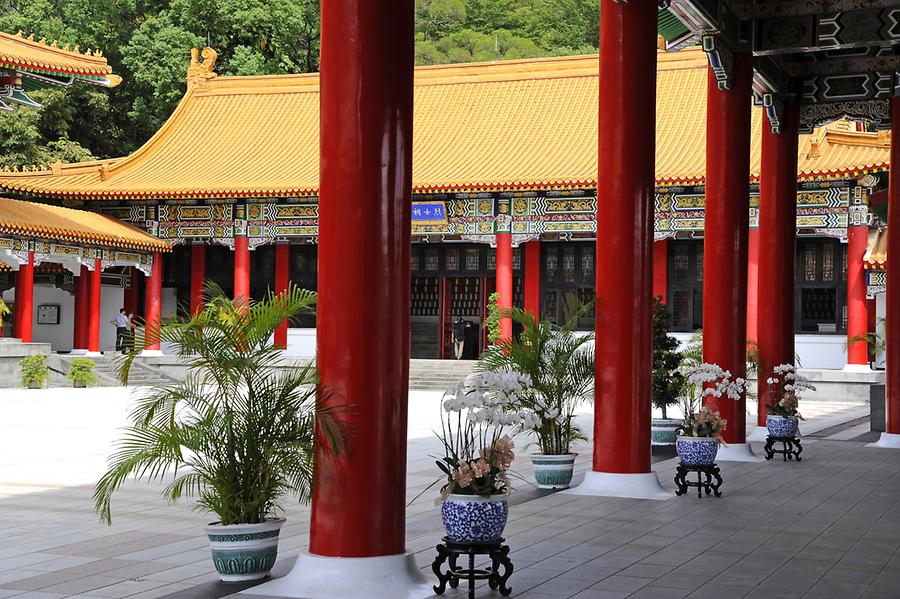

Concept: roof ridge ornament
[[187, 47, 218, 89]]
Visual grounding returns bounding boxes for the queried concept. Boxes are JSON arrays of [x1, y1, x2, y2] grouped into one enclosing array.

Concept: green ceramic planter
[[531, 453, 577, 489], [651, 418, 682, 445], [206, 518, 285, 582]]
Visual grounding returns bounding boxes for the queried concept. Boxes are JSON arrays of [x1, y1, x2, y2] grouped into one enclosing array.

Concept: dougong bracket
[[703, 34, 733, 90]]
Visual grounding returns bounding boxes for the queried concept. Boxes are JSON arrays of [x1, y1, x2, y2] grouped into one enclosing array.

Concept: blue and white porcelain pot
[[675, 436, 719, 466], [766, 415, 799, 438], [441, 494, 508, 543], [531, 453, 577, 489], [205, 518, 284, 582]]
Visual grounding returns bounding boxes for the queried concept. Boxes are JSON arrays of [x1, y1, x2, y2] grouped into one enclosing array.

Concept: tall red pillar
[[757, 103, 799, 428], [234, 236, 250, 309], [15, 251, 34, 342], [847, 222, 869, 367], [882, 96, 900, 443], [702, 52, 752, 446], [652, 239, 668, 302], [190, 242, 206, 316], [144, 252, 162, 352], [747, 227, 760, 344], [593, 0, 657, 477], [88, 259, 102, 354], [274, 242, 290, 349], [523, 240, 540, 317], [309, 0, 415, 564], [73, 266, 89, 351], [495, 233, 513, 340]]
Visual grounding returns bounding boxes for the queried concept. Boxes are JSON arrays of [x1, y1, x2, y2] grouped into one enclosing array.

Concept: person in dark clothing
[[111, 308, 130, 354], [452, 316, 467, 360]]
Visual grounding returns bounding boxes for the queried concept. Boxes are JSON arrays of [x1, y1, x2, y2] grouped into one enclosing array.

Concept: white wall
[[671, 332, 848, 370], [3, 284, 124, 353], [285, 328, 316, 358]]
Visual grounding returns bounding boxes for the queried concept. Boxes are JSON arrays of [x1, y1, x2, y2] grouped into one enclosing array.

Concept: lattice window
[[446, 248, 459, 271], [562, 246, 576, 283], [581, 249, 594, 284], [672, 289, 689, 330], [411, 252, 419, 272], [465, 248, 480, 271], [696, 248, 704, 283], [803, 245, 817, 281], [822, 243, 834, 281], [487, 249, 496, 270], [673, 245, 689, 283], [425, 248, 439, 271], [512, 248, 522, 271], [545, 247, 558, 282]]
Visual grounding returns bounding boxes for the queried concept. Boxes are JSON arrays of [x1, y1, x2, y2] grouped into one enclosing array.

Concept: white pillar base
[[564, 471, 672, 500], [84, 351, 102, 357], [246, 551, 433, 599], [843, 363, 873, 373], [868, 432, 900, 449], [70, 348, 88, 355], [715, 442, 764, 462], [747, 426, 769, 442], [139, 349, 164, 357]]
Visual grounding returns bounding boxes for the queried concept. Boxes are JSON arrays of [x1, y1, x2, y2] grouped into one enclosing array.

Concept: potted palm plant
[[94, 284, 345, 582], [479, 301, 594, 489], [20, 353, 50, 389], [651, 298, 684, 445], [66, 357, 96, 388], [764, 364, 815, 438]]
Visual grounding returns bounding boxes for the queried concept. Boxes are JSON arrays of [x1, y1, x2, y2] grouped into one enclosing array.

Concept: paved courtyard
[[0, 387, 894, 599]]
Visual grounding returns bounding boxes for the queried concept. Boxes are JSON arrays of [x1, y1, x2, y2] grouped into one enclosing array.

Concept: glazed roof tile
[[0, 47, 889, 199], [0, 197, 170, 251], [0, 31, 117, 83]]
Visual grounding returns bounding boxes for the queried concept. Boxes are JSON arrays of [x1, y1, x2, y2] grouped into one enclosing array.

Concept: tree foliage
[[651, 297, 684, 419], [0, 0, 598, 167]]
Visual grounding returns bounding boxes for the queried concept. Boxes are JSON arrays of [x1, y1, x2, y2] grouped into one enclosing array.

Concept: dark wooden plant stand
[[764, 435, 803, 461], [674, 463, 723, 498], [432, 537, 513, 599]]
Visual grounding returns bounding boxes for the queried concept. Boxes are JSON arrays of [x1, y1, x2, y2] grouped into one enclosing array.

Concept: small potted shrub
[[20, 353, 50, 389], [651, 298, 684, 445], [433, 372, 533, 543], [94, 284, 345, 582], [675, 364, 746, 465], [66, 358, 96, 388], [479, 301, 594, 489], [484, 291, 502, 345], [764, 364, 814, 438]]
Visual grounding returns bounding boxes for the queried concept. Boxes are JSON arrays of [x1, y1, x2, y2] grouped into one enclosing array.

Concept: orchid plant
[[677, 363, 749, 444], [765, 363, 815, 420], [435, 372, 538, 501]]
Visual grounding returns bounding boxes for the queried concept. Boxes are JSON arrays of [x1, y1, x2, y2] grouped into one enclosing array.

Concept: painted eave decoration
[[0, 46, 890, 201], [0, 196, 171, 252]]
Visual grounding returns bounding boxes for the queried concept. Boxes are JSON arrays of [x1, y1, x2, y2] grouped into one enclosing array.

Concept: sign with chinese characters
[[411, 202, 447, 223]]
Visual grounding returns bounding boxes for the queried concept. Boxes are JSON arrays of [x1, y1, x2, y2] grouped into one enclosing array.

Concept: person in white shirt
[[111, 309, 130, 354]]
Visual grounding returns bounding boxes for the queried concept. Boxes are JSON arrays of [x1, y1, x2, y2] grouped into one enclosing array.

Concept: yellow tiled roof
[[0, 197, 171, 251], [0, 31, 118, 84], [0, 47, 890, 199]]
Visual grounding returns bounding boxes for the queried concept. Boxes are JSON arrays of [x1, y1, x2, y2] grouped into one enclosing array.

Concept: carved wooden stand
[[674, 463, 723, 498], [764, 435, 803, 461], [432, 537, 513, 599]]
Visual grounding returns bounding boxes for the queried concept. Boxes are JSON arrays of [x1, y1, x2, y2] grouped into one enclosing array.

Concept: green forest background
[[0, 0, 599, 168]]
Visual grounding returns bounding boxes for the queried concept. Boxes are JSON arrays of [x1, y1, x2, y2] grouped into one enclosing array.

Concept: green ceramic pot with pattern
[[205, 518, 285, 582], [651, 418, 682, 446], [530, 453, 577, 489]]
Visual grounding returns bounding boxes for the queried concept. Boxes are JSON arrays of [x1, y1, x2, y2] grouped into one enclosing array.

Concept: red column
[[122, 273, 136, 317], [495, 233, 513, 340], [702, 52, 752, 445], [652, 239, 667, 302], [234, 236, 250, 308], [310, 0, 414, 558], [15, 252, 34, 342], [274, 242, 290, 349], [594, 0, 656, 474], [523, 240, 540, 317], [73, 266, 89, 350], [190, 242, 206, 316], [88, 259, 102, 353], [144, 252, 162, 352], [757, 103, 799, 427], [847, 222, 869, 366], [747, 227, 760, 344], [885, 96, 900, 436]]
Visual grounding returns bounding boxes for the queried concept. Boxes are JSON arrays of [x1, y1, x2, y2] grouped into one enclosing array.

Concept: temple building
[[0, 46, 890, 367]]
